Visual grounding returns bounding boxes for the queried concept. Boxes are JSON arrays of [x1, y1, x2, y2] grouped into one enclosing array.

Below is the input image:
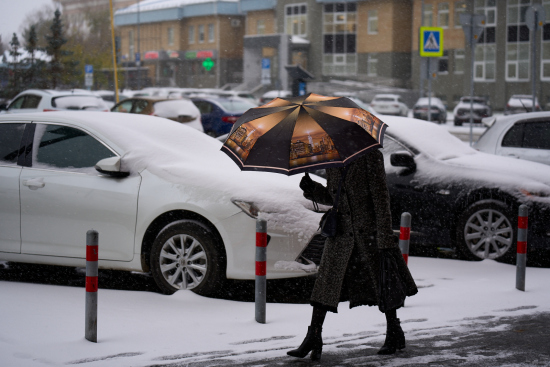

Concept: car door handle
[[23, 178, 45, 190]]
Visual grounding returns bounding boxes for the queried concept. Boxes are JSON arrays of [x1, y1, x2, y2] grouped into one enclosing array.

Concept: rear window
[[374, 97, 395, 102], [52, 96, 107, 110], [217, 99, 257, 113]]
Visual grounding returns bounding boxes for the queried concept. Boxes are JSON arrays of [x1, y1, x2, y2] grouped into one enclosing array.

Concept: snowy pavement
[[1, 256, 549, 367]]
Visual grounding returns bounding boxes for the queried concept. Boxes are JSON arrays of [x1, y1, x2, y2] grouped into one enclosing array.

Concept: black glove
[[299, 173, 316, 193]]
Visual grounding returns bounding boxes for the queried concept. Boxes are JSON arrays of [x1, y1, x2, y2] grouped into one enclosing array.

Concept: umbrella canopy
[[221, 93, 387, 175]]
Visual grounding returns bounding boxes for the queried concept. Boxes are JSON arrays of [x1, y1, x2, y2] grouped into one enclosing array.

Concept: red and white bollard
[[516, 205, 528, 291], [85, 230, 98, 342], [255, 219, 267, 324], [399, 212, 411, 265]]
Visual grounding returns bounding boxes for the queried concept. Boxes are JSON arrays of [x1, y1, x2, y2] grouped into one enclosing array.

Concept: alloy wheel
[[463, 209, 513, 260], [159, 234, 208, 290]]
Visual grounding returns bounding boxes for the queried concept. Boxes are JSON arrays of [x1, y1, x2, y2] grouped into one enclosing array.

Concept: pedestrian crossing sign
[[420, 27, 444, 57]]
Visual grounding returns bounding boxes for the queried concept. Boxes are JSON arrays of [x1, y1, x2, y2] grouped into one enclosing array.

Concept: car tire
[[150, 220, 226, 296], [456, 200, 515, 262]]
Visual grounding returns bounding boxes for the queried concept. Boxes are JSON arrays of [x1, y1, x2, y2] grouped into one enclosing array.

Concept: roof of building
[[115, 0, 241, 26]]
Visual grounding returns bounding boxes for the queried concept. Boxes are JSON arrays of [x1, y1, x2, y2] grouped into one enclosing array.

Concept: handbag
[[295, 168, 349, 266], [378, 250, 407, 313]]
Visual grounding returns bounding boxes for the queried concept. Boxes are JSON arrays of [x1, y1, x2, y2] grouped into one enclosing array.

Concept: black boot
[[378, 318, 405, 355], [287, 326, 323, 361]]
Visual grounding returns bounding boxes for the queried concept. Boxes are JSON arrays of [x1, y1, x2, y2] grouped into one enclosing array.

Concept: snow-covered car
[[453, 96, 492, 126], [111, 96, 204, 132], [93, 90, 130, 109], [313, 116, 550, 261], [0, 112, 322, 295], [3, 89, 110, 113], [412, 97, 447, 124], [370, 94, 408, 116], [475, 112, 550, 166], [259, 90, 292, 104], [505, 95, 542, 115]]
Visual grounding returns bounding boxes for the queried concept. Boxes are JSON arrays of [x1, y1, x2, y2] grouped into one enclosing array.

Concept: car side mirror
[[95, 156, 130, 178], [390, 152, 416, 173]]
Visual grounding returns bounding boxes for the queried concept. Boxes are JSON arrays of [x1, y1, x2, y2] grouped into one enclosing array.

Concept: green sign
[[202, 57, 214, 71]]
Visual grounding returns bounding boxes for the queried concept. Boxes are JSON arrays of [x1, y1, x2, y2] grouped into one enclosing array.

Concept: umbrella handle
[[305, 172, 310, 178]]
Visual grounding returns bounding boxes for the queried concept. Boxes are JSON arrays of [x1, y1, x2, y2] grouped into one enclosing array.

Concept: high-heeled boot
[[287, 326, 323, 361], [377, 318, 405, 355]]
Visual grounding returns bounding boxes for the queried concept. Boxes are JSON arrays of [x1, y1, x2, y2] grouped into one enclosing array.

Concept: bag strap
[[332, 166, 349, 211]]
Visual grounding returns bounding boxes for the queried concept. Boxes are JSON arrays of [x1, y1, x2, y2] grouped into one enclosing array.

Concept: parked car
[[504, 95, 542, 115], [259, 90, 292, 104], [0, 112, 320, 295], [453, 96, 492, 126], [94, 90, 129, 109], [347, 97, 380, 116], [191, 96, 257, 137], [370, 94, 408, 116], [3, 89, 109, 113], [111, 96, 203, 132], [213, 90, 259, 105], [314, 116, 550, 262], [412, 97, 447, 124], [475, 112, 550, 166]]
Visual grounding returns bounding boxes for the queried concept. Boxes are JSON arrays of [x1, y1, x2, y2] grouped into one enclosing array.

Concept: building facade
[[114, 0, 244, 88]]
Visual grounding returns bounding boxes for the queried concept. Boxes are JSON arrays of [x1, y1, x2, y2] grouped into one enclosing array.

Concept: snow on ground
[[1, 257, 549, 366]]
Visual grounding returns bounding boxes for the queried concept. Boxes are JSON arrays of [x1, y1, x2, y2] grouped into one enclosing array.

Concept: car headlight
[[231, 199, 260, 218]]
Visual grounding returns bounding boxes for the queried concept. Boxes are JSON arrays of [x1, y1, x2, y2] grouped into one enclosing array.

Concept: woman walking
[[287, 149, 418, 361]]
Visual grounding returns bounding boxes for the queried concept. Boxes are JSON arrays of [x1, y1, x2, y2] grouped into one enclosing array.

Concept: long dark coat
[[304, 149, 418, 313]]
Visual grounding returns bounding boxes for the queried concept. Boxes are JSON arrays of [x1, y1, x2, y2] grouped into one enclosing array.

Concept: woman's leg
[[287, 306, 327, 361], [377, 308, 405, 355]]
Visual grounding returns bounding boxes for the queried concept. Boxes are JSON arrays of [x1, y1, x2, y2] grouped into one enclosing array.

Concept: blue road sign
[[135, 52, 140, 62], [420, 27, 444, 57], [85, 64, 93, 74], [261, 58, 271, 69]]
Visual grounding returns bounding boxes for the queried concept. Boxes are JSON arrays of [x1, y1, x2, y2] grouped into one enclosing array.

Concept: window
[[423, 4, 433, 27], [257, 19, 266, 35], [112, 100, 133, 113], [0, 123, 25, 165], [541, 0, 550, 80], [34, 124, 116, 170], [285, 3, 307, 36], [454, 1, 466, 28], [367, 54, 378, 76], [167, 27, 174, 46], [208, 24, 214, 43], [368, 10, 378, 34], [129, 30, 134, 59], [188, 25, 195, 44], [323, 2, 357, 76], [506, 0, 531, 81], [438, 3, 449, 28], [198, 25, 205, 43], [474, 0, 497, 81], [502, 121, 550, 149], [438, 50, 449, 73], [8, 95, 42, 110], [454, 49, 465, 74]]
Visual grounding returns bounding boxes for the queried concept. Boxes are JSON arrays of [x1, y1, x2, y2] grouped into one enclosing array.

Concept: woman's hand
[[299, 173, 316, 193]]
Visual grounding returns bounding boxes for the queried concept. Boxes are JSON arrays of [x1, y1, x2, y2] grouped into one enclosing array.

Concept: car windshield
[[52, 96, 107, 110], [218, 99, 257, 113], [461, 98, 485, 104]]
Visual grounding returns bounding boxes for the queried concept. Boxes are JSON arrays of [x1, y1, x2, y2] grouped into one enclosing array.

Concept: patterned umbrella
[[221, 93, 387, 175]]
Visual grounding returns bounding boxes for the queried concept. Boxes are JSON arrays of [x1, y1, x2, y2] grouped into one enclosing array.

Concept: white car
[[504, 95, 542, 115], [4, 89, 110, 113], [259, 90, 292, 104], [0, 112, 321, 296], [475, 112, 550, 166], [370, 94, 408, 116]]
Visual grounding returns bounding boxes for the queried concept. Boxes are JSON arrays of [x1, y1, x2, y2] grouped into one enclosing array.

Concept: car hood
[[74, 112, 325, 239], [416, 152, 550, 202]]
